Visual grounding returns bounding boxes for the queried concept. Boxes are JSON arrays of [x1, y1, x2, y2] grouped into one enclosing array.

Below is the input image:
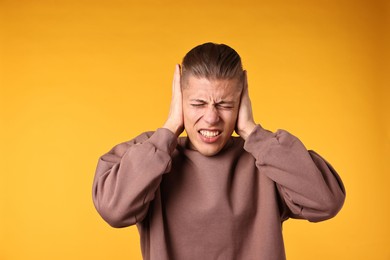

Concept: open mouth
[[199, 130, 221, 138]]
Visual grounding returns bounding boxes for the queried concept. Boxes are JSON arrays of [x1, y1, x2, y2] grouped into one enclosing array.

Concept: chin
[[199, 150, 219, 157], [187, 132, 229, 156], [195, 145, 223, 157]]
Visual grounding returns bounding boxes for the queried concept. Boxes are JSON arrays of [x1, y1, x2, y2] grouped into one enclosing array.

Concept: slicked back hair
[[181, 42, 244, 88]]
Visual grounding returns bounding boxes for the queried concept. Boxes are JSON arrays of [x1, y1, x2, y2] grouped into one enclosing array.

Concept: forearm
[[92, 128, 177, 227], [244, 125, 346, 222]]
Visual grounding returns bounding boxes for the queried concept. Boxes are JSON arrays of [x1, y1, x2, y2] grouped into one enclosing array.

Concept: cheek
[[221, 110, 239, 127], [183, 107, 201, 126]]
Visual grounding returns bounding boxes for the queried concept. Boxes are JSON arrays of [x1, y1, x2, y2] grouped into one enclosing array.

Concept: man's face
[[182, 75, 242, 156]]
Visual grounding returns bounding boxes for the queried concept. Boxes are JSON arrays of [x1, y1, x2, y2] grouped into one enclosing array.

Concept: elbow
[[93, 197, 138, 228], [321, 197, 345, 220], [99, 206, 136, 228], [309, 193, 346, 222], [92, 183, 151, 228]]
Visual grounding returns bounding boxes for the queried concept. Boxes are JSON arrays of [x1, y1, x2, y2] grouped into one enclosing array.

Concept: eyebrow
[[189, 99, 235, 105], [190, 99, 207, 103], [216, 100, 235, 105]]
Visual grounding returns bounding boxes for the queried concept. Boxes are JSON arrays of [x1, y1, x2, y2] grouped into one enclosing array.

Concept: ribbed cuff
[[243, 125, 275, 159], [146, 128, 178, 155]]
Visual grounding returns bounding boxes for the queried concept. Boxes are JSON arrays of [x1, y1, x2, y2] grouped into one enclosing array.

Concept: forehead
[[183, 76, 241, 99]]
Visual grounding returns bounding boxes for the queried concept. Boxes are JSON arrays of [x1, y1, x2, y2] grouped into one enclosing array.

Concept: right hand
[[235, 70, 256, 140], [163, 64, 184, 137]]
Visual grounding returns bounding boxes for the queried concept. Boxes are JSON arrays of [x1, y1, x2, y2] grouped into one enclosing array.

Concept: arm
[[92, 65, 184, 228], [244, 126, 345, 222], [236, 71, 345, 222], [92, 129, 177, 228]]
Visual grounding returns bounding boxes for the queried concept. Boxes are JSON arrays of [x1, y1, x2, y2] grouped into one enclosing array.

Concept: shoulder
[[126, 131, 155, 144], [104, 131, 156, 158]]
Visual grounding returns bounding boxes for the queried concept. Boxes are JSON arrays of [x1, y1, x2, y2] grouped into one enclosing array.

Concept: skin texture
[[182, 76, 241, 156], [163, 64, 256, 156]]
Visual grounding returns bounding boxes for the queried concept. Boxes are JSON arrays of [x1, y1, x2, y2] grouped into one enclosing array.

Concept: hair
[[181, 42, 244, 87]]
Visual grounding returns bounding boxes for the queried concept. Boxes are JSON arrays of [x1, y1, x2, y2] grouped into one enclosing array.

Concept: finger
[[173, 64, 181, 91], [243, 70, 248, 94], [239, 70, 248, 103]]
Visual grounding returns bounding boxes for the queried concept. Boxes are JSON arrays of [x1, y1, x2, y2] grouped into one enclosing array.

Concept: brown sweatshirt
[[92, 125, 345, 260]]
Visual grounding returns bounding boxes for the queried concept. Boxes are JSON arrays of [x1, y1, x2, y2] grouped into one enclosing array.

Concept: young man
[[92, 43, 345, 260]]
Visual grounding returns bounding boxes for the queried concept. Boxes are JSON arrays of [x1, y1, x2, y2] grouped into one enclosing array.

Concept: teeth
[[199, 130, 220, 138]]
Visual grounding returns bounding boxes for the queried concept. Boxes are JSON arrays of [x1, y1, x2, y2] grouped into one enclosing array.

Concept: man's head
[[180, 42, 245, 156], [181, 42, 244, 87]]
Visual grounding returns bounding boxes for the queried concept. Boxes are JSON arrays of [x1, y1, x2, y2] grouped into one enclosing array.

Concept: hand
[[236, 71, 257, 140], [163, 64, 184, 137]]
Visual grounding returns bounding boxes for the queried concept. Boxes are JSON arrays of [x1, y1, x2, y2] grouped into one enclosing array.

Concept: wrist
[[163, 121, 183, 137], [240, 122, 257, 140]]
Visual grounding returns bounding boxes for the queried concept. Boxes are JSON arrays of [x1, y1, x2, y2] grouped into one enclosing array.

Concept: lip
[[197, 129, 222, 144]]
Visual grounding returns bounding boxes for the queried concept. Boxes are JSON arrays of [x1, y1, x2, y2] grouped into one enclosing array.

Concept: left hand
[[235, 70, 257, 140], [163, 64, 184, 137]]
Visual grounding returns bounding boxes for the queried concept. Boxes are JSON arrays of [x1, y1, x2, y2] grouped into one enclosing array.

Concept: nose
[[203, 105, 220, 125]]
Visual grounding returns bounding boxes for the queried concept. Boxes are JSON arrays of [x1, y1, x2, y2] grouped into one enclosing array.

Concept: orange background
[[1, 0, 389, 259]]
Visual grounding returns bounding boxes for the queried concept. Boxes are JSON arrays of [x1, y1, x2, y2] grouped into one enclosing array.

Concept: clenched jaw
[[198, 129, 222, 143]]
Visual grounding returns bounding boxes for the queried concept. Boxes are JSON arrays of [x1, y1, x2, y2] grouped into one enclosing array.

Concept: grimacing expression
[[182, 75, 242, 156]]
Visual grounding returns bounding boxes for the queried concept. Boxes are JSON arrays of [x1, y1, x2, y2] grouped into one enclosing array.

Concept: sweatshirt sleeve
[[244, 125, 346, 222], [92, 128, 177, 228]]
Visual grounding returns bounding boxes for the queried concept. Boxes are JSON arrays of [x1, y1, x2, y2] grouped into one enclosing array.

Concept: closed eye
[[217, 105, 234, 110], [190, 99, 207, 107], [190, 103, 206, 107], [216, 102, 234, 109]]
